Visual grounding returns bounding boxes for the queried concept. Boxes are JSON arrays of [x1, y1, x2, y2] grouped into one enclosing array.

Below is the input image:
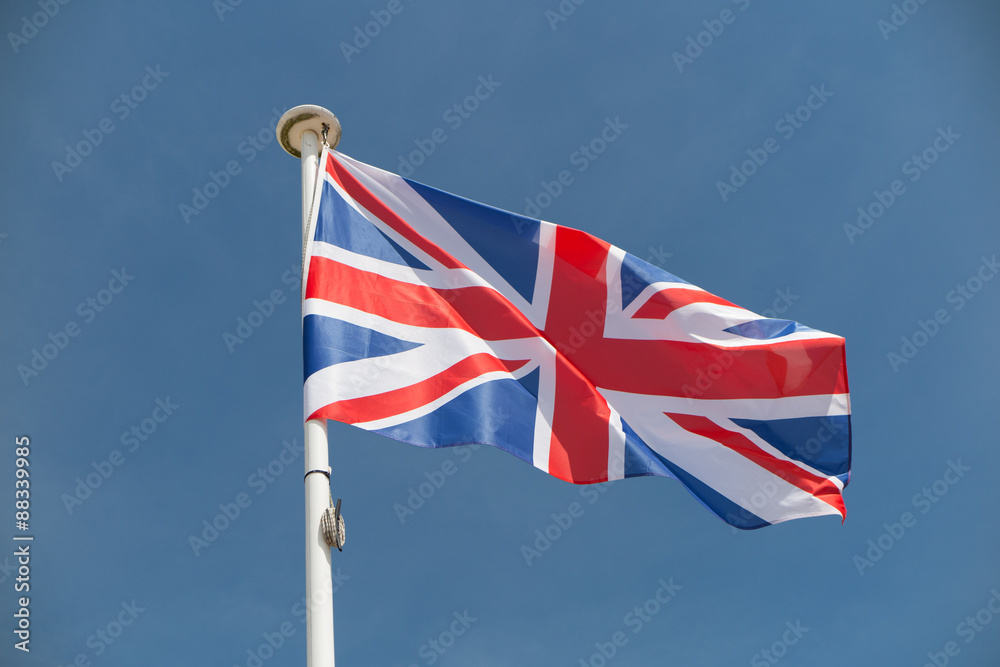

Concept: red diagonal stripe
[[633, 288, 738, 319], [665, 413, 846, 519], [310, 353, 529, 424], [325, 153, 463, 269]]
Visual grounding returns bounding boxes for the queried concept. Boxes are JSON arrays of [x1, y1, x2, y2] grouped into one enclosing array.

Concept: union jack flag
[[303, 149, 851, 529]]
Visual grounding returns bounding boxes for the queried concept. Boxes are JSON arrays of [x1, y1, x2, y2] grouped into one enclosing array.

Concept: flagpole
[[277, 105, 343, 667]]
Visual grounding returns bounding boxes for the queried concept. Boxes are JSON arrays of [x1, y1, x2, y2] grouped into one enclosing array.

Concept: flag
[[302, 148, 851, 529]]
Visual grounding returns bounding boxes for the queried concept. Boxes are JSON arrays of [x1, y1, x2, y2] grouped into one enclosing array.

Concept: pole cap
[[276, 105, 341, 158]]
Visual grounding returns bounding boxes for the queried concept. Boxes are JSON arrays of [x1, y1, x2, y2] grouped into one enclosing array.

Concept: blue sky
[[1, 1, 999, 665]]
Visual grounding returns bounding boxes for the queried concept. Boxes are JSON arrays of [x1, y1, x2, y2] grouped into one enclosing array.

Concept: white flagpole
[[276, 105, 343, 667]]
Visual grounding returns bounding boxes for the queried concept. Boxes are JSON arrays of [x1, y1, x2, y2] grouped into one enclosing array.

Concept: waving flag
[[302, 148, 851, 529]]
